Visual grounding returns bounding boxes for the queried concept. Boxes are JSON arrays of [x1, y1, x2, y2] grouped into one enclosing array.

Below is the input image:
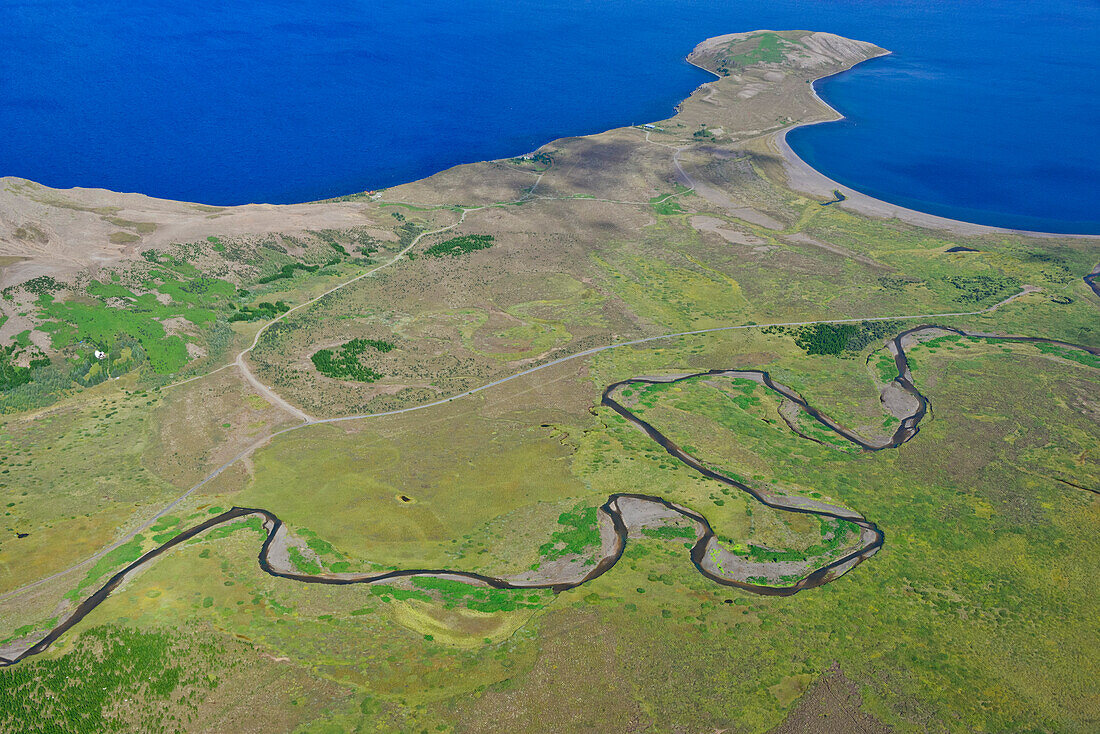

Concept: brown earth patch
[[769, 664, 892, 734], [452, 607, 647, 733]]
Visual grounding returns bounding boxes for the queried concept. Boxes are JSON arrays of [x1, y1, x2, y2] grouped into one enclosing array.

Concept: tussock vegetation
[[0, 625, 224, 734]]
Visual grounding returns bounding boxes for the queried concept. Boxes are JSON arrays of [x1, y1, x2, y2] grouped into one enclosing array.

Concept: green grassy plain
[[3, 340, 1094, 732]]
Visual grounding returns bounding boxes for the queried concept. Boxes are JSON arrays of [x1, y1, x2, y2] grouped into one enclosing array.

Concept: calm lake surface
[[1, 0, 1097, 233]]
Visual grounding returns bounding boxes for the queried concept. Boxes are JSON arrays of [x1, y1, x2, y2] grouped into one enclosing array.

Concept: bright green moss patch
[[874, 353, 899, 381], [197, 516, 264, 543], [295, 526, 342, 558], [287, 546, 321, 575], [909, 336, 1100, 372], [151, 529, 179, 544], [731, 32, 786, 65], [538, 504, 601, 561], [150, 515, 180, 533], [724, 378, 761, 409], [36, 270, 236, 374], [370, 584, 433, 603], [737, 517, 857, 564], [410, 577, 549, 612], [650, 194, 684, 216], [641, 526, 697, 540], [67, 534, 147, 600], [1033, 342, 1100, 368], [146, 273, 236, 308], [40, 294, 192, 374]]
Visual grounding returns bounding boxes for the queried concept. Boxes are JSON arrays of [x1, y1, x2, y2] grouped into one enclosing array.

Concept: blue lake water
[[1, 0, 1097, 233]]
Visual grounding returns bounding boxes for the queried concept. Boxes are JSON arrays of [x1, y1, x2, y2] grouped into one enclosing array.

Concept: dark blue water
[[1, 1, 1097, 233]]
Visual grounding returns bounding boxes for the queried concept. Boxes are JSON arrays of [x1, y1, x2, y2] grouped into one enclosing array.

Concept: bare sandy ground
[[0, 177, 373, 288], [689, 215, 767, 246]]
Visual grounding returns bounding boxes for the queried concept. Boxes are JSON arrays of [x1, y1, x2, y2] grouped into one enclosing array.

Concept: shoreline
[[4, 33, 1097, 242], [770, 63, 1097, 239]]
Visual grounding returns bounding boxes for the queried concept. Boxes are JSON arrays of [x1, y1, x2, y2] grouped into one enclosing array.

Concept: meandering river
[[2, 325, 1096, 667]]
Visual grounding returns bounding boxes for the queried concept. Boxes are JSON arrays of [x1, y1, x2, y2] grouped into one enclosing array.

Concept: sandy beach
[[769, 66, 1098, 240]]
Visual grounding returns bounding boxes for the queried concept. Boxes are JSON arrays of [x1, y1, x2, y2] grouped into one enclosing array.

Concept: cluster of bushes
[[423, 234, 494, 258], [396, 220, 423, 248], [939, 274, 1019, 304], [513, 152, 553, 170], [877, 274, 924, 292], [1, 275, 62, 299], [0, 335, 149, 412], [228, 300, 290, 322], [257, 262, 320, 284], [311, 338, 394, 382], [72, 339, 146, 386], [357, 236, 380, 255], [0, 363, 71, 413], [792, 323, 860, 356], [138, 251, 196, 274], [0, 344, 48, 390], [792, 320, 902, 356], [178, 277, 222, 295]]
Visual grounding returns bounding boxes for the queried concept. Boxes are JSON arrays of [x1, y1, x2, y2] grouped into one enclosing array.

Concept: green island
[[0, 29, 1095, 734]]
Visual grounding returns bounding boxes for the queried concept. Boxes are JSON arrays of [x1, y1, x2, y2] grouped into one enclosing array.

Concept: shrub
[[423, 234, 494, 258], [311, 338, 394, 382]]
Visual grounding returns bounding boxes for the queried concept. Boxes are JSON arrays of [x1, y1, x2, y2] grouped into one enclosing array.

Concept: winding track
[[2, 325, 1097, 667], [230, 209, 475, 423]]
